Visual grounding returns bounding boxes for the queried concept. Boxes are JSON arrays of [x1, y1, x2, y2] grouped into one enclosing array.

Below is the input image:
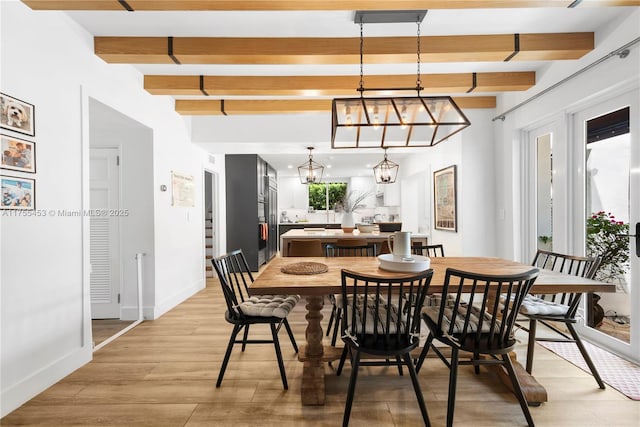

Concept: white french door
[[572, 89, 639, 363]]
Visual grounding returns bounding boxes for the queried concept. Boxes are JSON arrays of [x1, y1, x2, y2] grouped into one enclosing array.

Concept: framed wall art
[[1, 175, 35, 210], [1, 134, 35, 173], [171, 171, 195, 207], [0, 93, 35, 137], [433, 165, 457, 232]]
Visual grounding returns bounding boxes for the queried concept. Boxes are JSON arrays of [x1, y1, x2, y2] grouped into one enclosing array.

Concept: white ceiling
[[60, 5, 635, 176]]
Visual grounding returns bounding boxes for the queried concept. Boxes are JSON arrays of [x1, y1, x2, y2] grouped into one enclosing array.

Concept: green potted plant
[[586, 211, 629, 283], [538, 235, 552, 250]]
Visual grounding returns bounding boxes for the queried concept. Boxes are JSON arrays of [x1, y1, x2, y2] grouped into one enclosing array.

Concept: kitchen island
[[280, 228, 428, 256], [278, 223, 342, 250]]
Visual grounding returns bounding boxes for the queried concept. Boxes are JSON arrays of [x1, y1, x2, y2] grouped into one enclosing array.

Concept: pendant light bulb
[[373, 106, 380, 130], [400, 105, 408, 129]]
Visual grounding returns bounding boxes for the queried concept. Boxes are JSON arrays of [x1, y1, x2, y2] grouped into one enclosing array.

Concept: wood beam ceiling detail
[[174, 97, 497, 115], [144, 72, 535, 96], [95, 33, 593, 64], [22, 1, 640, 11]]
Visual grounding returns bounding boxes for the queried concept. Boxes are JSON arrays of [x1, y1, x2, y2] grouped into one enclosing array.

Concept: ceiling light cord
[[492, 37, 640, 122], [359, 21, 365, 94]]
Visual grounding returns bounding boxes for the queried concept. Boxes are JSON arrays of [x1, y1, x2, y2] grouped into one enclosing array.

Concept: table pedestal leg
[[305, 296, 324, 357], [298, 295, 350, 405], [302, 295, 325, 405]]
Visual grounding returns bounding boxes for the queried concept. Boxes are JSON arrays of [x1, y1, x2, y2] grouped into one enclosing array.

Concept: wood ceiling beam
[[22, 1, 640, 11], [95, 33, 593, 64], [174, 97, 496, 115], [145, 72, 535, 96], [23, 0, 127, 9]]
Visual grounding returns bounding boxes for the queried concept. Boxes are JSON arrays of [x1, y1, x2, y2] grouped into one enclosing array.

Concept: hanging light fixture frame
[[298, 146, 324, 184], [331, 11, 471, 149], [373, 148, 399, 184]]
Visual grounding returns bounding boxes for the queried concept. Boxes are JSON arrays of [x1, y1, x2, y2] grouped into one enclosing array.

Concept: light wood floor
[[3, 278, 638, 426], [92, 319, 136, 347]]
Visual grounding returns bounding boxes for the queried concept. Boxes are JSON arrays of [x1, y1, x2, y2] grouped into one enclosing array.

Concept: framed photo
[[1, 134, 35, 173], [1, 175, 35, 210], [0, 93, 35, 137], [434, 165, 457, 231]]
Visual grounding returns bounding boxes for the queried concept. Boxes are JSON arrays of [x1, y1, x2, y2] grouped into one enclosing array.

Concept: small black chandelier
[[373, 148, 399, 184], [298, 147, 324, 184], [331, 11, 470, 149]]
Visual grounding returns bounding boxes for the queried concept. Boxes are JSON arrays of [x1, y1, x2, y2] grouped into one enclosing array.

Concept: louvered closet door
[[90, 147, 121, 319]]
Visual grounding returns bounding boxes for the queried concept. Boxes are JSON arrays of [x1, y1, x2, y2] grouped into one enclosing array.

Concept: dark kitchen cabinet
[[225, 154, 277, 271]]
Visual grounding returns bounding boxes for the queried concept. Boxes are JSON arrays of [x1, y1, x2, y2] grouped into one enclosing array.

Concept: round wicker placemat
[[280, 262, 328, 275]]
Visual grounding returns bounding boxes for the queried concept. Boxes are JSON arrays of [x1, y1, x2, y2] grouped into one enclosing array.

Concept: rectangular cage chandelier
[[331, 11, 470, 149]]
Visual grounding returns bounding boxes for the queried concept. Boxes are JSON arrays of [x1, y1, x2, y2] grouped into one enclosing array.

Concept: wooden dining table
[[249, 256, 615, 406]]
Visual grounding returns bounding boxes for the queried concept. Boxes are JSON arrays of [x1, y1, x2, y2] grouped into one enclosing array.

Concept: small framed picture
[[1, 134, 35, 173], [0, 93, 35, 137], [1, 175, 35, 210], [434, 165, 457, 232]]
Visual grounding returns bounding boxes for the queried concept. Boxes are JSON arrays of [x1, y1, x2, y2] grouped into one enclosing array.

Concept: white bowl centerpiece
[[378, 254, 431, 272], [356, 223, 375, 233]]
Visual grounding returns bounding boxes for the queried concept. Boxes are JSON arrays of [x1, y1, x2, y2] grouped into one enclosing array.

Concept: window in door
[[536, 133, 553, 251], [585, 106, 631, 343]]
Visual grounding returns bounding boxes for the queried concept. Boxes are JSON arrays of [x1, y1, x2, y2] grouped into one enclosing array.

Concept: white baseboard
[[1, 345, 92, 418], [120, 305, 142, 321]]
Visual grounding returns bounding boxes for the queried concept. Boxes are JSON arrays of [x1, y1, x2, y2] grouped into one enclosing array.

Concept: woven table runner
[[280, 262, 328, 275]]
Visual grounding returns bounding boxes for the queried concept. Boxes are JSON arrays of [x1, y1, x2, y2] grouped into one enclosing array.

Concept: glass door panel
[[527, 120, 562, 261], [585, 107, 630, 343], [574, 90, 639, 363], [537, 133, 553, 251]]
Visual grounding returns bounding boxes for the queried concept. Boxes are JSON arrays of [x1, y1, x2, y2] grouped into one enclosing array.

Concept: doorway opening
[[87, 98, 154, 349], [204, 170, 219, 277]]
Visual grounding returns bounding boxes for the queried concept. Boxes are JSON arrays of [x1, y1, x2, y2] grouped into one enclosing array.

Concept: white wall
[[460, 109, 497, 257], [399, 108, 497, 257], [0, 2, 217, 416]]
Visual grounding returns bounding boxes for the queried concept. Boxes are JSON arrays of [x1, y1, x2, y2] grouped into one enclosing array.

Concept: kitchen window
[[308, 182, 347, 211]]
